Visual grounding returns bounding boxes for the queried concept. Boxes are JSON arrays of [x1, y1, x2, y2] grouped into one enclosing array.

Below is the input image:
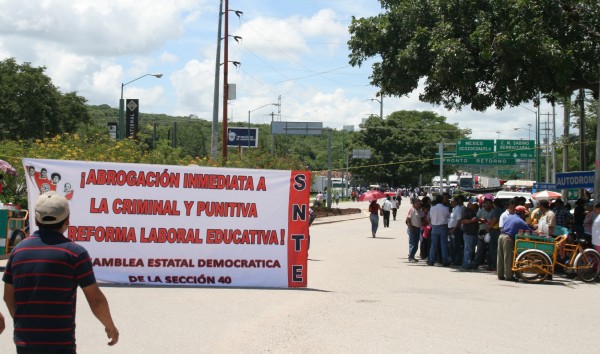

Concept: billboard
[[227, 127, 258, 148]]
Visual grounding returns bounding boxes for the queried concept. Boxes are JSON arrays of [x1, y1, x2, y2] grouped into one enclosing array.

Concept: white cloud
[[160, 52, 178, 63], [170, 59, 216, 117], [0, 0, 206, 56]]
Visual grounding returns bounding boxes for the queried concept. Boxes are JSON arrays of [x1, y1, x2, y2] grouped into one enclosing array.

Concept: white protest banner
[[23, 158, 310, 288]]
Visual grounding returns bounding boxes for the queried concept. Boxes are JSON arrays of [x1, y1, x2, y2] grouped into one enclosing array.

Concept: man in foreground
[[3, 191, 119, 353]]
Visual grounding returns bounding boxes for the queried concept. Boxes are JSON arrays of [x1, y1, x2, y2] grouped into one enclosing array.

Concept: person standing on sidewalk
[[368, 199, 382, 237], [405, 198, 423, 262], [428, 195, 450, 266], [382, 196, 393, 228], [3, 191, 119, 353]]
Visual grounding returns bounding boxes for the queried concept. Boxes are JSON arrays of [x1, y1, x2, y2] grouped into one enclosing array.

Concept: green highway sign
[[456, 139, 495, 154], [434, 156, 517, 165], [497, 169, 515, 176], [496, 140, 535, 159]]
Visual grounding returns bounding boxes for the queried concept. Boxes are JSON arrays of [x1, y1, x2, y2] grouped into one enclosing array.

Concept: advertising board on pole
[[125, 99, 139, 139], [227, 127, 258, 148], [555, 171, 595, 189]]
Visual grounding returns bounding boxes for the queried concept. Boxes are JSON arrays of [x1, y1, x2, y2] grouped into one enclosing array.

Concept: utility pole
[[327, 129, 332, 209], [595, 68, 600, 204], [270, 112, 276, 154], [221, 0, 230, 160], [579, 89, 586, 197], [541, 114, 551, 183], [211, 0, 223, 160], [552, 104, 557, 184], [562, 97, 570, 201]]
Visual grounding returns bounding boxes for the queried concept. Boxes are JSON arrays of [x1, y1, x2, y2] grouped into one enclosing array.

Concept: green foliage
[[351, 111, 467, 186], [348, 0, 600, 110], [0, 58, 90, 140]]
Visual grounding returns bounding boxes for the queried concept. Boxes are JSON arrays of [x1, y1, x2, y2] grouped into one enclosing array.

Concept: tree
[[351, 110, 467, 186], [0, 58, 90, 140], [348, 0, 600, 111]]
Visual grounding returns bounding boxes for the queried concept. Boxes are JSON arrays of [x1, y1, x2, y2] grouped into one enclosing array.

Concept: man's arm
[[0, 310, 5, 334], [82, 283, 119, 346], [3, 283, 15, 318]]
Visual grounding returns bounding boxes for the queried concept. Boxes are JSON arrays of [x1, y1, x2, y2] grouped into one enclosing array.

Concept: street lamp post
[[119, 73, 162, 139], [247, 103, 277, 149]]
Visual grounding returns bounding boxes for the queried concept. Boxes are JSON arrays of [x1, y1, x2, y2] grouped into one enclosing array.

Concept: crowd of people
[[404, 193, 600, 281]]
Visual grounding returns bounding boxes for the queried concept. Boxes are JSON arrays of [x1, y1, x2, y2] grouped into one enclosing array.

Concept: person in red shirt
[[368, 199, 382, 238]]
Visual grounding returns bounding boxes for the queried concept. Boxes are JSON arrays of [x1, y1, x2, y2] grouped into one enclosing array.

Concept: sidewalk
[[312, 209, 367, 225]]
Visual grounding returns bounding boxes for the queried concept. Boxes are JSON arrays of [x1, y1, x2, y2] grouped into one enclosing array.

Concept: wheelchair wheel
[[515, 251, 549, 283], [575, 250, 600, 283]]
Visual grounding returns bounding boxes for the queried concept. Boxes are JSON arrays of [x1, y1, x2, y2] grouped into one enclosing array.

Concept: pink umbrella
[[532, 190, 561, 200], [358, 190, 386, 202], [0, 159, 17, 176]]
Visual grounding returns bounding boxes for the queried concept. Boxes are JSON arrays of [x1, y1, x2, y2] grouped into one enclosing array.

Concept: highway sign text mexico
[[456, 139, 495, 155]]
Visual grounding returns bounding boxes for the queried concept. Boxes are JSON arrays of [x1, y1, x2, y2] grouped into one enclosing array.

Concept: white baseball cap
[[35, 191, 70, 224]]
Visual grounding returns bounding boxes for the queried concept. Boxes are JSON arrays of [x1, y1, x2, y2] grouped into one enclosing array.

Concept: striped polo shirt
[[2, 229, 96, 350]]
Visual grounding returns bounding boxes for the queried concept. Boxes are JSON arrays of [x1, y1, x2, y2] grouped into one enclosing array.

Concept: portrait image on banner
[[22, 158, 311, 288]]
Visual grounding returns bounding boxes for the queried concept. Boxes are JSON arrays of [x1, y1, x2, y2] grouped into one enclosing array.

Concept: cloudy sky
[[0, 0, 564, 142]]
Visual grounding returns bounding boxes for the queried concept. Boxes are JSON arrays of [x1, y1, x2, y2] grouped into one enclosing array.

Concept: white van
[[494, 191, 536, 207]]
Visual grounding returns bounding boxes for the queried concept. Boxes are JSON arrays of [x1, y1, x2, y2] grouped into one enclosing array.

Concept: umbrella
[[357, 190, 386, 201], [384, 191, 397, 196], [0, 159, 17, 176], [483, 193, 495, 201], [532, 190, 561, 200]]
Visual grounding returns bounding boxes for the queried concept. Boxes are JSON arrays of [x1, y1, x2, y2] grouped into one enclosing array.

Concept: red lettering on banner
[[287, 171, 310, 287], [81, 169, 180, 189], [195, 202, 257, 217], [90, 198, 109, 213], [112, 198, 181, 215], [129, 276, 145, 282], [139, 227, 203, 244], [196, 259, 281, 268], [92, 258, 144, 267], [68, 226, 137, 242], [256, 177, 267, 191], [205, 229, 281, 245], [165, 275, 215, 284], [182, 173, 255, 190], [147, 258, 195, 267]]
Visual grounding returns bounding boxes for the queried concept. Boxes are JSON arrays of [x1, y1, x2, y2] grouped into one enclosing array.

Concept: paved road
[[1, 198, 598, 353]]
